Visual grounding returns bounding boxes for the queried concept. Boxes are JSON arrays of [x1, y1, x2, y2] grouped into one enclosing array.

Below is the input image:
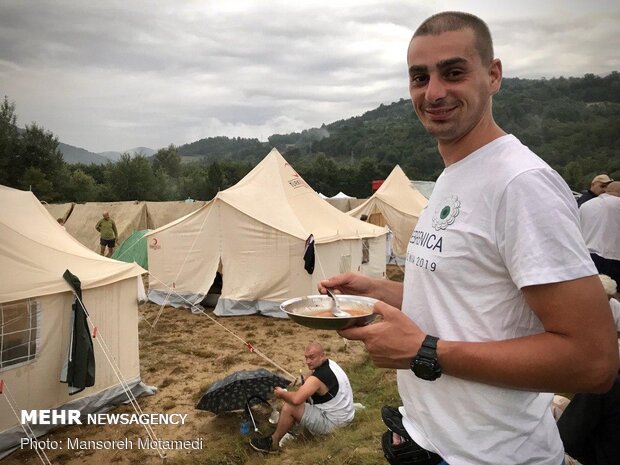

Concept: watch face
[[413, 359, 440, 381], [411, 335, 441, 381]]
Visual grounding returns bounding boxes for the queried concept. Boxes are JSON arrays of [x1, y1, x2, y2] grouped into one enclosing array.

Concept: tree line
[[1, 72, 618, 203]]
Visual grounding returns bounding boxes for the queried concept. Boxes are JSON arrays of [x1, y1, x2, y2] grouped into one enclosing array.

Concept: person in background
[[577, 174, 613, 207], [556, 274, 620, 465], [249, 342, 354, 453], [319, 11, 618, 465], [95, 210, 118, 257], [579, 181, 620, 284]]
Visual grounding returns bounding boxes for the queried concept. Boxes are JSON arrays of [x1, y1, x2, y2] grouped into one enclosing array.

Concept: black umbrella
[[197, 368, 291, 413]]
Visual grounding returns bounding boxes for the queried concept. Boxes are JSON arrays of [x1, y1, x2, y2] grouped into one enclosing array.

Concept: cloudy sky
[[1, 0, 618, 153]]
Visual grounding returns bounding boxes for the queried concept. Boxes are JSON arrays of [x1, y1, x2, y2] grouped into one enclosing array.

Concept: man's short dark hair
[[413, 11, 494, 64]]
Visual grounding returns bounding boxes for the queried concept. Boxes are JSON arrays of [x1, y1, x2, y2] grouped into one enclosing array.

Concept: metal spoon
[[326, 288, 351, 318]]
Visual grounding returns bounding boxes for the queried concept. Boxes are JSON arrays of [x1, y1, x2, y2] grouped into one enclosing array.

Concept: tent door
[[202, 265, 223, 308]]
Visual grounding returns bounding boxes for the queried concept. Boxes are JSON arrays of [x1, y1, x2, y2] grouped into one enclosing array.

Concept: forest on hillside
[[1, 72, 619, 203]]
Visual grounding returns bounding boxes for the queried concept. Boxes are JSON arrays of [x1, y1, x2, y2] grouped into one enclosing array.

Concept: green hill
[[175, 73, 620, 191]]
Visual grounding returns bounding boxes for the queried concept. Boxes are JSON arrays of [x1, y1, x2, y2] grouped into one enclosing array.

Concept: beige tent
[[349, 165, 428, 258], [318, 193, 366, 212], [43, 202, 74, 224], [65, 201, 148, 253], [147, 148, 387, 316], [0, 186, 148, 457], [325, 193, 367, 212], [145, 200, 206, 229]]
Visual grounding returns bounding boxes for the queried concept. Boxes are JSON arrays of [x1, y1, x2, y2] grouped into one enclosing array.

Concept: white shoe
[[278, 433, 295, 447]]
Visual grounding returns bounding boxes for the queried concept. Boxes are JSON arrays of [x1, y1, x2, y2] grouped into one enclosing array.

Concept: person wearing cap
[[579, 181, 620, 284], [577, 174, 614, 207]]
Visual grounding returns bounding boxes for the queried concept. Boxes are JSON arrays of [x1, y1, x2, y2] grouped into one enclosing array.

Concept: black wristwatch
[[411, 335, 442, 381]]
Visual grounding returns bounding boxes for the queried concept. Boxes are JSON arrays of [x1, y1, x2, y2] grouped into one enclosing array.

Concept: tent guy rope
[[145, 271, 297, 382], [0, 380, 53, 465], [71, 291, 167, 461]]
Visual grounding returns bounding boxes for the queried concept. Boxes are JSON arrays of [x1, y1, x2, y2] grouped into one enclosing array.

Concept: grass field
[[5, 266, 405, 465]]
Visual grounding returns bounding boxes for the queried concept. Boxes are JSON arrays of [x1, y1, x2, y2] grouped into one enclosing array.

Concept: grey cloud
[[1, 1, 618, 152], [495, 13, 620, 77]]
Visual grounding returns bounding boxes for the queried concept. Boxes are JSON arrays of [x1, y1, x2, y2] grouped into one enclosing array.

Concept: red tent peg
[[92, 327, 98, 338]]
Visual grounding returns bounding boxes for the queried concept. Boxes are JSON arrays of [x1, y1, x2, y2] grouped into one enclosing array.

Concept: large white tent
[[147, 148, 387, 316], [349, 165, 428, 258], [0, 186, 148, 457]]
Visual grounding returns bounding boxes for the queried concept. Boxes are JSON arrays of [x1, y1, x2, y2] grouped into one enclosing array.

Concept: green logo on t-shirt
[[432, 196, 460, 231]]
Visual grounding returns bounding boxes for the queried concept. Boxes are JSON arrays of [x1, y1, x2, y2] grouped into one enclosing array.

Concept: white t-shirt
[[399, 135, 596, 465], [579, 193, 620, 260], [314, 360, 355, 425]]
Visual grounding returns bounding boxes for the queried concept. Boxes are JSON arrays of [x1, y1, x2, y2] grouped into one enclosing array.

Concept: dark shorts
[[100, 238, 116, 248]]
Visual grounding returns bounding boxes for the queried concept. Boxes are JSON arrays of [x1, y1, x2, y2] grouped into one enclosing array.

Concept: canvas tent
[[349, 165, 428, 258], [323, 192, 365, 212], [111, 229, 152, 269], [315, 192, 366, 212], [145, 200, 206, 229], [147, 148, 387, 317], [43, 202, 74, 224], [64, 201, 148, 253], [0, 186, 149, 457]]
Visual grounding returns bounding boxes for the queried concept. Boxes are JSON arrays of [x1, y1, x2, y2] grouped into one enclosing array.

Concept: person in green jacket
[[95, 211, 118, 257]]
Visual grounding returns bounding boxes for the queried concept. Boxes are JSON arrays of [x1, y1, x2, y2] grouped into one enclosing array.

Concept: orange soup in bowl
[[309, 308, 372, 318]]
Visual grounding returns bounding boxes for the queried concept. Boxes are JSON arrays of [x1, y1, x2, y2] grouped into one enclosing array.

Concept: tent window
[[0, 300, 40, 371]]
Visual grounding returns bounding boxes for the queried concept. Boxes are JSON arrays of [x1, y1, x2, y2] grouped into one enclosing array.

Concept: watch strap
[[417, 335, 439, 359]]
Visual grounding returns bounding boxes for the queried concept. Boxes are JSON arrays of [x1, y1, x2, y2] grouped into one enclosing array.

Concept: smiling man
[[319, 11, 618, 465]]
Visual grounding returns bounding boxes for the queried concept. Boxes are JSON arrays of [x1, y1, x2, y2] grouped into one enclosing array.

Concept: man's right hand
[[318, 272, 404, 308], [318, 272, 377, 298]]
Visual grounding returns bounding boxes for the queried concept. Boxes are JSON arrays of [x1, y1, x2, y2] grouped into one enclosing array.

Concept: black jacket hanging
[[61, 269, 96, 394], [303, 234, 315, 274]]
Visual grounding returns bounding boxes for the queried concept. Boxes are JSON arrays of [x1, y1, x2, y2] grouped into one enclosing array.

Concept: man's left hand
[[339, 301, 423, 369]]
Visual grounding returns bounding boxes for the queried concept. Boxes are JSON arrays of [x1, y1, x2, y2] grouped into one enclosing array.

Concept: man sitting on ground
[[250, 342, 354, 453]]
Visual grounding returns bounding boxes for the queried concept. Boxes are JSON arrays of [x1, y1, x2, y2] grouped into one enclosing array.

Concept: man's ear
[[489, 58, 502, 96]]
